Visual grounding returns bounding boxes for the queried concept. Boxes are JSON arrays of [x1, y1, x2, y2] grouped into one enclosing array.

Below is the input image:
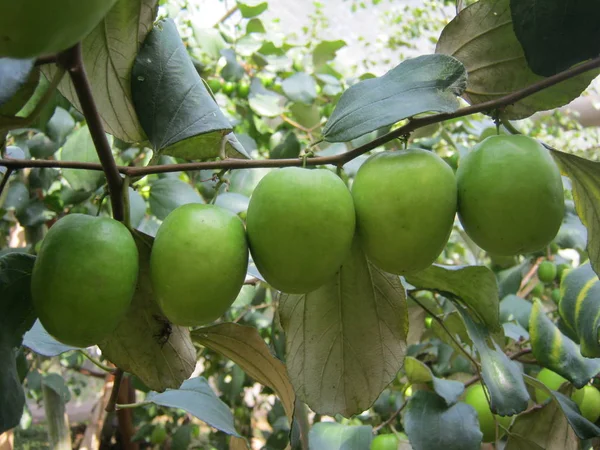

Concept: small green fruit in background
[[531, 282, 544, 297], [31, 214, 139, 347], [237, 81, 250, 98], [370, 434, 399, 450], [207, 78, 222, 94], [246, 167, 355, 294], [352, 148, 457, 274], [551, 288, 561, 304], [222, 81, 236, 95], [538, 261, 557, 283], [535, 368, 568, 403], [557, 263, 572, 281], [456, 135, 564, 256], [150, 204, 248, 326], [463, 383, 512, 443], [150, 425, 168, 445], [572, 385, 600, 423]]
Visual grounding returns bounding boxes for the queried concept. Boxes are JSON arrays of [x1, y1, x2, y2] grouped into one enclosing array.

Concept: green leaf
[[530, 300, 600, 388], [98, 232, 196, 392], [279, 240, 408, 417], [128, 187, 147, 228], [523, 375, 600, 439], [551, 150, 600, 279], [146, 377, 240, 436], [46, 107, 75, 146], [510, 0, 600, 77], [505, 396, 578, 450], [16, 200, 55, 227], [405, 264, 502, 333], [322, 54, 466, 142], [404, 390, 482, 450], [214, 192, 249, 215], [220, 49, 246, 81], [192, 27, 227, 60], [148, 178, 204, 221], [2, 181, 29, 212], [308, 422, 373, 450], [0, 253, 37, 348], [0, 340, 24, 434], [42, 0, 157, 143], [246, 18, 266, 34], [132, 19, 247, 160], [281, 73, 317, 105], [191, 322, 295, 422], [23, 320, 80, 356], [404, 356, 464, 406], [435, 0, 599, 120], [499, 295, 532, 330], [60, 125, 109, 192], [555, 206, 587, 251], [312, 40, 346, 69], [237, 0, 268, 18], [557, 262, 600, 358], [16, 74, 70, 132], [458, 305, 530, 416], [270, 132, 300, 159], [42, 373, 71, 403], [248, 78, 286, 118], [228, 168, 271, 197], [0, 59, 38, 116]]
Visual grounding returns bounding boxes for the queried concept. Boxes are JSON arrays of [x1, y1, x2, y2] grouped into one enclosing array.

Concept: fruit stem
[[58, 43, 125, 222]]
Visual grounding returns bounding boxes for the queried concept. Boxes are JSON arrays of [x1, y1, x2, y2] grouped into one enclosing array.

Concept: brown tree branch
[[105, 368, 124, 413], [57, 44, 125, 221]]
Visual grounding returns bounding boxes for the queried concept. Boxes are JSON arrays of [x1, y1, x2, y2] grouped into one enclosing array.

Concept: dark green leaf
[[0, 340, 24, 434], [42, 373, 70, 403], [404, 356, 464, 406], [308, 422, 372, 450], [0, 58, 34, 106], [15, 73, 70, 132], [42, 0, 157, 142], [499, 295, 532, 330], [555, 207, 587, 251], [148, 178, 204, 220], [23, 320, 80, 356], [322, 54, 466, 142], [405, 264, 502, 333], [2, 181, 29, 212], [458, 305, 530, 416], [510, 0, 600, 77], [46, 107, 75, 146], [146, 377, 239, 436], [404, 390, 482, 450], [132, 19, 247, 159], [313, 40, 346, 69], [220, 49, 245, 81], [60, 125, 107, 192], [436, 0, 598, 120], [279, 240, 408, 417], [15, 200, 54, 227], [270, 132, 300, 159], [551, 150, 600, 279], [530, 300, 600, 388], [281, 73, 317, 105], [128, 187, 147, 228]]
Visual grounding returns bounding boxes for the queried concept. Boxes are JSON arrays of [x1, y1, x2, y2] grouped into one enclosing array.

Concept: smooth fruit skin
[[370, 434, 399, 450], [538, 261, 557, 283], [464, 384, 512, 443], [0, 0, 118, 58], [457, 135, 564, 256], [572, 385, 600, 423], [31, 214, 138, 347], [535, 368, 568, 403], [246, 167, 355, 293], [150, 204, 248, 326], [351, 149, 457, 274]]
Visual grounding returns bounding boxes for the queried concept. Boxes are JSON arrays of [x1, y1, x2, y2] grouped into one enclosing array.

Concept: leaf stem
[[78, 350, 114, 372]]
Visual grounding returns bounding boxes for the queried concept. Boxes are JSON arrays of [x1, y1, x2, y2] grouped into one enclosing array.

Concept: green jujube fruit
[[31, 214, 139, 347], [535, 368, 568, 403], [0, 0, 118, 58], [572, 385, 600, 423], [246, 167, 355, 293], [457, 135, 564, 256], [370, 434, 400, 450], [351, 149, 457, 274], [150, 204, 248, 326], [464, 384, 512, 443]]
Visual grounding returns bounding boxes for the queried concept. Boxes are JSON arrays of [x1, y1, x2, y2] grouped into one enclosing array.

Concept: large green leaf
[[551, 150, 600, 280], [59, 125, 108, 192], [308, 422, 373, 450], [404, 390, 482, 450], [458, 305, 530, 416], [281, 73, 317, 105], [322, 54, 466, 142], [98, 232, 196, 392], [499, 295, 532, 330], [557, 262, 600, 358], [530, 300, 600, 388], [148, 178, 204, 220], [405, 264, 502, 333], [510, 0, 600, 77], [279, 240, 408, 417], [404, 356, 464, 406], [146, 377, 239, 436], [435, 0, 598, 120], [43, 0, 157, 143], [132, 19, 248, 160], [23, 320, 80, 356], [0, 340, 24, 434], [191, 323, 295, 422], [0, 58, 38, 116]]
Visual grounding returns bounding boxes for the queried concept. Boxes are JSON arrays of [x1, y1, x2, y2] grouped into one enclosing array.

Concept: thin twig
[[214, 5, 239, 27], [105, 368, 124, 413], [78, 350, 114, 372], [373, 401, 408, 433], [58, 44, 125, 221], [517, 257, 544, 297], [35, 54, 59, 66], [0, 168, 13, 198]]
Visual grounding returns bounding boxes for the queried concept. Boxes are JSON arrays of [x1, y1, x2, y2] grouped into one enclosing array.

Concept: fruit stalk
[[58, 43, 125, 221]]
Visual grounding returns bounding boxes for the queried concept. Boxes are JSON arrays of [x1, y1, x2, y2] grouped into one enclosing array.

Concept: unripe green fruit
[[531, 282, 544, 297], [551, 288, 561, 304], [31, 214, 138, 347], [0, 0, 118, 58], [538, 261, 557, 283], [222, 81, 236, 95], [464, 384, 512, 443], [237, 82, 250, 98], [457, 135, 564, 256], [535, 368, 568, 403], [207, 78, 222, 94], [370, 434, 399, 450], [150, 425, 168, 445], [557, 263, 572, 281], [572, 385, 600, 423], [352, 149, 457, 274], [246, 167, 355, 293], [150, 204, 248, 326]]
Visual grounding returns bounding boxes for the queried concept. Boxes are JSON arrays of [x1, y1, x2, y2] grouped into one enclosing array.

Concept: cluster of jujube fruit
[[30, 134, 565, 347]]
